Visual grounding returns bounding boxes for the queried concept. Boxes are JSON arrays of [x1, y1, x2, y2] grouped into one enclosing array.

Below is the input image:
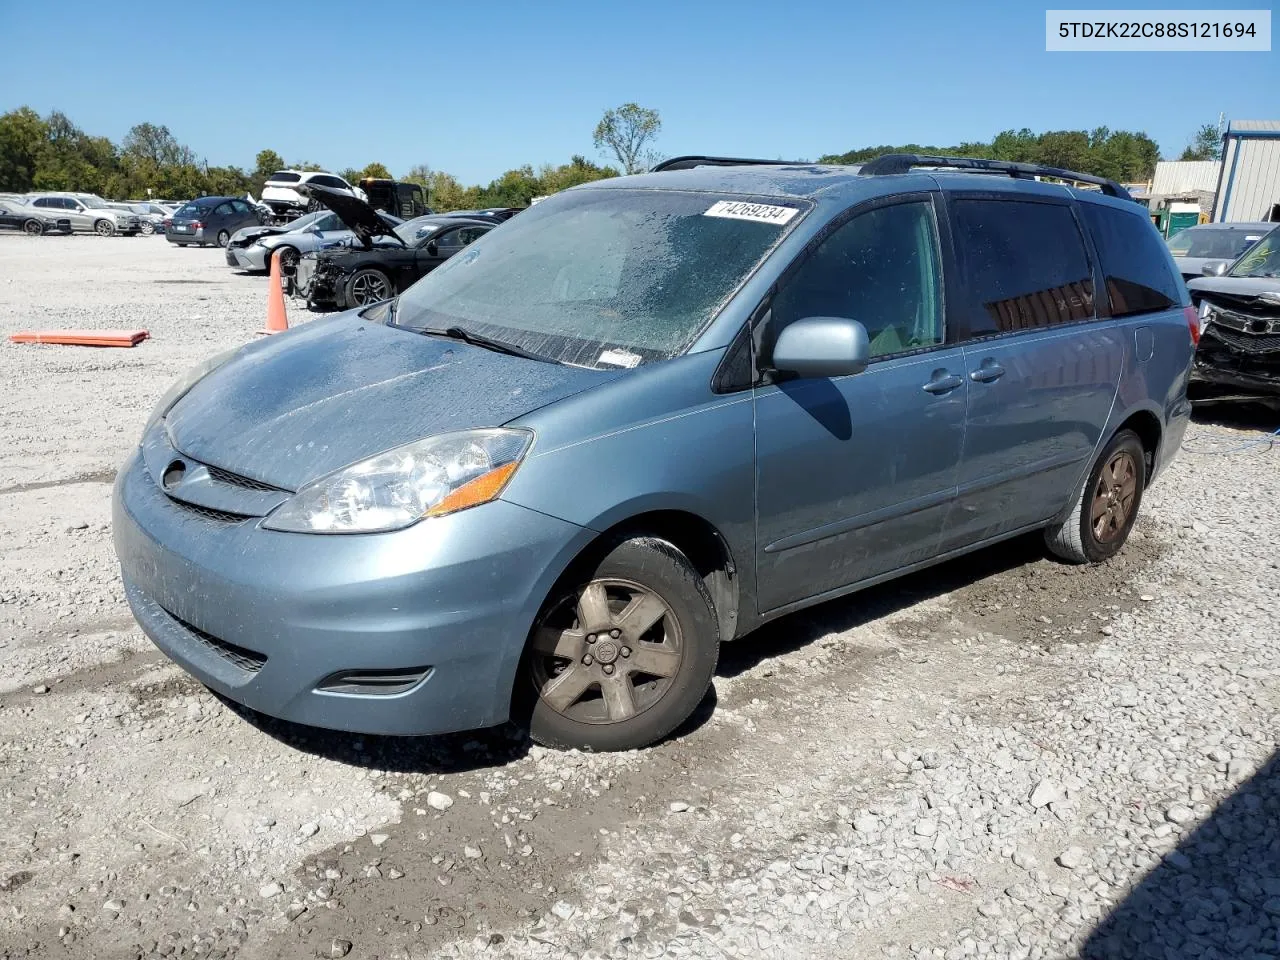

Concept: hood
[[164, 312, 618, 489], [1187, 276, 1280, 301], [231, 224, 288, 245], [301, 184, 400, 247]]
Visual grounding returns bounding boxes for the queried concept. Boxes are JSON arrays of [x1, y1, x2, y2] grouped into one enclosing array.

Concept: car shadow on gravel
[[718, 533, 1046, 678], [213, 692, 532, 774], [1081, 750, 1280, 958]]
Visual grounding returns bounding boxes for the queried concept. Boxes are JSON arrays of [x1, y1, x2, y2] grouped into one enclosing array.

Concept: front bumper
[[226, 244, 268, 270], [112, 445, 592, 736], [1191, 323, 1280, 398]]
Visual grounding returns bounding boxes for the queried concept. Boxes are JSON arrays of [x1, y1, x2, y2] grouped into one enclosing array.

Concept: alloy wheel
[[1091, 450, 1138, 543], [350, 271, 391, 305], [529, 579, 683, 725], [22, 220, 41, 236]]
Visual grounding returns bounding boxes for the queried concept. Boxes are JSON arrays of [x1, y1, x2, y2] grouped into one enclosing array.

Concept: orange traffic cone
[[259, 249, 289, 335]]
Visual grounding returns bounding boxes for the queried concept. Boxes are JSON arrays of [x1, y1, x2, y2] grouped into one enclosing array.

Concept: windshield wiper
[[424, 325, 559, 364]]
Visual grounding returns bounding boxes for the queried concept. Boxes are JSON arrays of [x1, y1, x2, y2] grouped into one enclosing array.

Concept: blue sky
[[1, 0, 1275, 183]]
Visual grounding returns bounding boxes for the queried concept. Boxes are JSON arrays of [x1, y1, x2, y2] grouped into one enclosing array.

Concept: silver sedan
[[225, 210, 402, 274]]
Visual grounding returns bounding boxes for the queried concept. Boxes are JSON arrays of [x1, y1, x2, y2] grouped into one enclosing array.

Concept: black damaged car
[[0, 203, 72, 235], [1187, 224, 1280, 405], [292, 185, 494, 309]]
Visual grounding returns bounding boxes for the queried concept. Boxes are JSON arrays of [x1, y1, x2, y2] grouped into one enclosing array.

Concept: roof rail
[[652, 155, 803, 172], [858, 154, 1133, 201]]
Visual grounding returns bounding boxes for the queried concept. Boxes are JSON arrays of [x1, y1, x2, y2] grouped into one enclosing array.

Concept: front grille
[[206, 464, 286, 493], [164, 607, 267, 674], [1204, 324, 1280, 355], [173, 500, 252, 524]]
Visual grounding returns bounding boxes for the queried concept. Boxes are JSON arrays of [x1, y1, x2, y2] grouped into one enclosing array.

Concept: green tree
[[0, 107, 49, 192], [1179, 123, 1222, 161], [360, 161, 392, 180], [593, 103, 662, 174]]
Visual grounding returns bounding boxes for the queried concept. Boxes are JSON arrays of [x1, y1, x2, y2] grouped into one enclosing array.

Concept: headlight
[[142, 347, 241, 437], [1198, 300, 1214, 331], [261, 428, 533, 534]]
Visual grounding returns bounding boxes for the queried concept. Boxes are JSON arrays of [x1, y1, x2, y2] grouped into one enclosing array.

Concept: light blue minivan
[[113, 155, 1196, 751]]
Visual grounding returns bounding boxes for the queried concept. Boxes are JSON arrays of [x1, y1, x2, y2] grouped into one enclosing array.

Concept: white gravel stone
[[426, 791, 454, 811]]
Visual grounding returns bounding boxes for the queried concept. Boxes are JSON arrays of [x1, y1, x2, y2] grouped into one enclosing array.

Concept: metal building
[[1213, 120, 1280, 223]]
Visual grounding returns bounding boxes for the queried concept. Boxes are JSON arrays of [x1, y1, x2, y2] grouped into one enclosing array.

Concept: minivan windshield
[[394, 188, 805, 367], [1166, 227, 1264, 259], [1229, 226, 1280, 278]]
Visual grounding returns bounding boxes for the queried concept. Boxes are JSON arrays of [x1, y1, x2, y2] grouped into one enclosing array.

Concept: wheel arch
[[1114, 407, 1162, 482]]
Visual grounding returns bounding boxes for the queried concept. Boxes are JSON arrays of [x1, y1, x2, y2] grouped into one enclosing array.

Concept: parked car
[[359, 178, 431, 220], [0, 203, 71, 235], [259, 170, 366, 224], [113, 154, 1194, 752], [292, 194, 492, 308], [166, 197, 264, 247], [24, 193, 141, 236], [446, 207, 523, 221], [1165, 222, 1273, 281], [225, 207, 402, 275], [110, 202, 172, 235], [1186, 223, 1280, 404]]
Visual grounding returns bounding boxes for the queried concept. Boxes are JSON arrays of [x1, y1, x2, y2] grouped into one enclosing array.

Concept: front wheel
[[1045, 429, 1146, 564], [520, 536, 719, 751], [140, 221, 155, 236], [344, 268, 393, 307], [94, 219, 116, 237]]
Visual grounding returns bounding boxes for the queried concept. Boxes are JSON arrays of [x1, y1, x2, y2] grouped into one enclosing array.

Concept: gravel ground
[[1, 234, 1278, 960]]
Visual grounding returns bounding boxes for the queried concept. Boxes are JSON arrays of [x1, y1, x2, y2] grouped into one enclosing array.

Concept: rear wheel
[[520, 536, 719, 751], [344, 268, 393, 307], [216, 229, 230, 248], [22, 219, 42, 236], [94, 219, 116, 237], [1045, 429, 1145, 564]]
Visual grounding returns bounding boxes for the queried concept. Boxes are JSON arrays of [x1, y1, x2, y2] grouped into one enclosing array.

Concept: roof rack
[[858, 154, 1132, 200], [652, 155, 803, 172]]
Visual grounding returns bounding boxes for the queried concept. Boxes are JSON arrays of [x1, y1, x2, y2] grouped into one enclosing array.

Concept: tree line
[[1, 104, 1211, 214]]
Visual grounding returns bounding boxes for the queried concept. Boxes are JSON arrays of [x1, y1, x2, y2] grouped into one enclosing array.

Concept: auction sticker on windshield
[[703, 200, 799, 225]]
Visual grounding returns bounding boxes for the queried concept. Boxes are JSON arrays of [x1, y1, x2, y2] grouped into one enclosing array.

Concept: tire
[[344, 268, 393, 307], [22, 219, 42, 236], [140, 221, 155, 236], [1045, 429, 1146, 564], [519, 536, 720, 752], [216, 230, 230, 248], [273, 245, 300, 277], [94, 219, 116, 237]]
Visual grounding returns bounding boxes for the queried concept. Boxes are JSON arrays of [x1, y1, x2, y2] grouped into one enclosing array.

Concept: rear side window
[[268, 171, 300, 183], [951, 198, 1095, 337], [309, 174, 345, 189], [1079, 202, 1182, 317]]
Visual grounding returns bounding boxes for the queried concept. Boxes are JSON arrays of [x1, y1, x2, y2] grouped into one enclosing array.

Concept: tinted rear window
[[1079, 202, 1182, 317], [951, 199, 1095, 337], [267, 172, 301, 183]]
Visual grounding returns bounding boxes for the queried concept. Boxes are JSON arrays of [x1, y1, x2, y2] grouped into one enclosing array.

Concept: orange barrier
[[10, 329, 149, 347], [260, 249, 289, 335]]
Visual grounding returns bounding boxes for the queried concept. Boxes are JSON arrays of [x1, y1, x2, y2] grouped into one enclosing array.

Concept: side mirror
[[1201, 260, 1229, 277], [426, 240, 439, 256], [771, 316, 870, 380]]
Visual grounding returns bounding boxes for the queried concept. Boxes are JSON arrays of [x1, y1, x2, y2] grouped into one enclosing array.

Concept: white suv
[[259, 171, 366, 223]]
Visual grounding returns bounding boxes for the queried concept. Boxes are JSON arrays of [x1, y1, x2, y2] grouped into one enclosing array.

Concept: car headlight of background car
[[142, 347, 242, 437], [262, 428, 533, 534]]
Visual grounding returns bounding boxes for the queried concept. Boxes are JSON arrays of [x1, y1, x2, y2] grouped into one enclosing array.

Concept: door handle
[[922, 372, 964, 395], [969, 361, 1006, 384]]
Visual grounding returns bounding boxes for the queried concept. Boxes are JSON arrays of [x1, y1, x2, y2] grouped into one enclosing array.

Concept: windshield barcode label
[[703, 201, 799, 225]]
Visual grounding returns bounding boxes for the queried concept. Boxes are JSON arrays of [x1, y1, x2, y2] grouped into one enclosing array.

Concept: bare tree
[[593, 103, 662, 175]]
